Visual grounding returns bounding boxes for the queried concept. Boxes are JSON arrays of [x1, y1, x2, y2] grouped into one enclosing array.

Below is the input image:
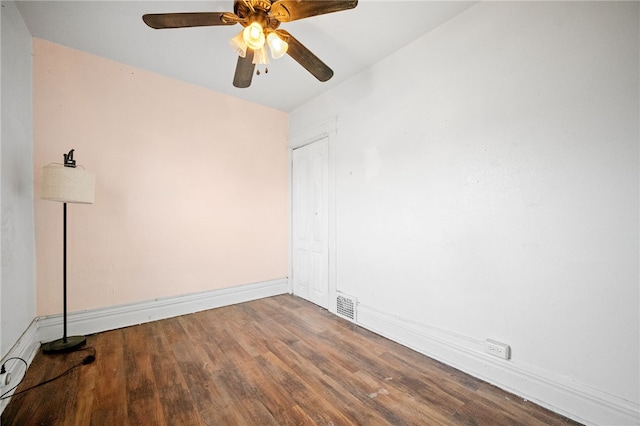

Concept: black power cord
[[0, 346, 96, 401]]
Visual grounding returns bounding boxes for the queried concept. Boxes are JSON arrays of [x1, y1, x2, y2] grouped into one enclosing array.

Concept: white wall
[[290, 2, 639, 424], [1, 1, 36, 358]]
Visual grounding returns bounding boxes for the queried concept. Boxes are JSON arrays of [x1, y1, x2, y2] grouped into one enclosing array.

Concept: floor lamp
[[41, 149, 95, 354]]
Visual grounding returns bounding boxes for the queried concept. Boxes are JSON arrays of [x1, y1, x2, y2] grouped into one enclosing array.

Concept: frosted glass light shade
[[230, 30, 248, 57], [42, 164, 95, 204], [252, 45, 269, 65], [243, 22, 265, 50], [267, 32, 288, 59]]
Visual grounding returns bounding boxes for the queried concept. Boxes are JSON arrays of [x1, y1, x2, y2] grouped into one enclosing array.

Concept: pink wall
[[33, 38, 288, 316]]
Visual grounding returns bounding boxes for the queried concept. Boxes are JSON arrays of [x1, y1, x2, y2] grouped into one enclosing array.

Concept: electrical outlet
[[486, 339, 511, 360], [0, 371, 10, 387]]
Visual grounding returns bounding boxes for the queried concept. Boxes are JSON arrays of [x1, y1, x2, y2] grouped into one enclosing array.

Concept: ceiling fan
[[142, 0, 358, 88]]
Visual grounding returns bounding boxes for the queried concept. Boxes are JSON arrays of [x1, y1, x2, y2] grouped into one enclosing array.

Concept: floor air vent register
[[336, 293, 357, 322]]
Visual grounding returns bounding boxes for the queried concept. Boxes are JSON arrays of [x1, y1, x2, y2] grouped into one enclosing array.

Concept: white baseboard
[[0, 319, 40, 414], [356, 303, 639, 426], [38, 278, 289, 343]]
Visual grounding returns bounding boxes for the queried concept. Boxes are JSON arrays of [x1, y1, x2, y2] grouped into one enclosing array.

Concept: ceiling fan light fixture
[[267, 32, 288, 59], [252, 45, 269, 65], [142, 0, 359, 88], [243, 21, 265, 50], [229, 30, 248, 57]]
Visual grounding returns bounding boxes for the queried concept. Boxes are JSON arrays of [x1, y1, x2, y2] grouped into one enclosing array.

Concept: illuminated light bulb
[[243, 22, 265, 50], [229, 30, 247, 57], [252, 45, 269, 65], [267, 32, 288, 59]]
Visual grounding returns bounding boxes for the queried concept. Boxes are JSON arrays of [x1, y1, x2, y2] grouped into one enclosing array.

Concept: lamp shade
[[243, 22, 265, 50], [42, 164, 95, 204], [267, 32, 288, 59]]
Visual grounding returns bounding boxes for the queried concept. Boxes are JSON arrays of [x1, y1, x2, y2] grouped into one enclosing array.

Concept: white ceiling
[[16, 1, 477, 112]]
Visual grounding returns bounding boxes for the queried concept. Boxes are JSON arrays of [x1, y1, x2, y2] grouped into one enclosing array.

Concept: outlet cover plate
[[486, 339, 511, 360]]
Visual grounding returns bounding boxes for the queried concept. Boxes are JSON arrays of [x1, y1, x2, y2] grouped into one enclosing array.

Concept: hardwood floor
[[2, 295, 581, 425]]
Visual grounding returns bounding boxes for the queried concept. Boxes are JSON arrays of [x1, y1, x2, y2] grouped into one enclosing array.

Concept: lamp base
[[42, 335, 86, 354]]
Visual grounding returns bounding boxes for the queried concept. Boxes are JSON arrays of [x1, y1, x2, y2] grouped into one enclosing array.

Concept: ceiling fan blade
[[233, 50, 256, 88], [270, 0, 357, 22], [278, 30, 333, 82], [142, 12, 239, 29]]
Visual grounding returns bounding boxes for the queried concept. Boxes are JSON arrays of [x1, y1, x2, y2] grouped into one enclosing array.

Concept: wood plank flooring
[[2, 294, 581, 425]]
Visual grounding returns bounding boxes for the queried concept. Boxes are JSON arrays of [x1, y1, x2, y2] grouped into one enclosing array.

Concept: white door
[[292, 137, 329, 308]]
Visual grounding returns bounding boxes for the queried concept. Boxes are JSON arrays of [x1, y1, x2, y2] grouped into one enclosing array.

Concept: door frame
[[288, 118, 338, 314]]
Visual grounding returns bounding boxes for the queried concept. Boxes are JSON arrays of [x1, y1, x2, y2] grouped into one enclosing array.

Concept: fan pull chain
[[255, 66, 269, 76]]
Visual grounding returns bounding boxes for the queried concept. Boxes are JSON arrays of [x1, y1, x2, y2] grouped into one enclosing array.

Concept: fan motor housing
[[234, 0, 272, 16], [234, 0, 281, 30], [252, 0, 272, 12]]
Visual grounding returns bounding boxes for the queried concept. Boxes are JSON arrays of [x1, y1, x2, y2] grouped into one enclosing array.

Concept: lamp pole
[[63, 202, 68, 343]]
